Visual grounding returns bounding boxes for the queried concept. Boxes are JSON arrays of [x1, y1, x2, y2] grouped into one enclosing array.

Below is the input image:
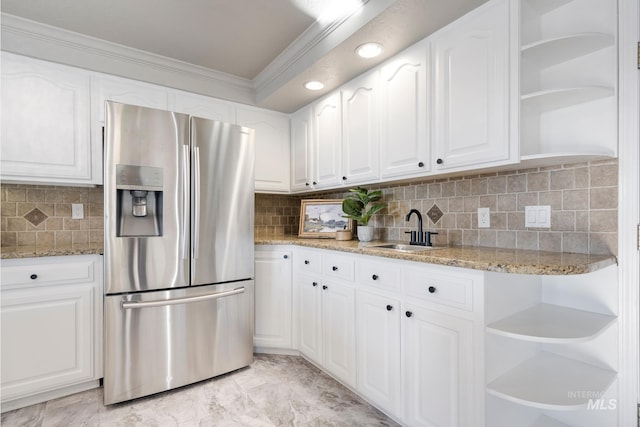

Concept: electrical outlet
[[478, 207, 490, 228], [71, 203, 84, 220], [525, 205, 550, 228]]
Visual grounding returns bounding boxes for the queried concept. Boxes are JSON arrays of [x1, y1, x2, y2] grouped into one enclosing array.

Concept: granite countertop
[[255, 236, 617, 275], [1, 238, 617, 276], [1, 243, 104, 260]]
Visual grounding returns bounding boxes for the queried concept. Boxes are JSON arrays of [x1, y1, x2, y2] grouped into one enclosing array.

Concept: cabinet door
[[356, 290, 401, 415], [1, 53, 94, 184], [1, 283, 95, 401], [236, 107, 290, 193], [92, 75, 169, 124], [342, 71, 380, 185], [290, 107, 313, 192], [169, 91, 234, 123], [379, 41, 430, 179], [432, 0, 514, 171], [402, 304, 475, 427], [297, 274, 323, 364], [322, 280, 356, 388], [313, 93, 342, 189], [254, 250, 292, 349]]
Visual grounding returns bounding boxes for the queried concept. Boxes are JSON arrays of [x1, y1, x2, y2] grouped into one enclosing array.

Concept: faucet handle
[[425, 231, 439, 247], [405, 230, 417, 243]]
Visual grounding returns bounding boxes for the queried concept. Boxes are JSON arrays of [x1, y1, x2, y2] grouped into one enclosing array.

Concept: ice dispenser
[[115, 164, 164, 237]]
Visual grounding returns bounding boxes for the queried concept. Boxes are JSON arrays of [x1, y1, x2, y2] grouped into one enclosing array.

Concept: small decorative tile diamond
[[426, 204, 444, 224], [24, 207, 48, 226]]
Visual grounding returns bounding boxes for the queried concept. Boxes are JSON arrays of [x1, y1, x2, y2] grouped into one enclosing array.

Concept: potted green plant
[[341, 187, 387, 242]]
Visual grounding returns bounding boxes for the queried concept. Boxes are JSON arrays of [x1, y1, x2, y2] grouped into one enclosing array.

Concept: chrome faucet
[[405, 209, 438, 246]]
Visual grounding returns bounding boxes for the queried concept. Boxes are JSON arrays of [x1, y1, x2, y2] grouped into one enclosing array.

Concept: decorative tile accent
[[23, 207, 48, 226], [426, 204, 444, 224]]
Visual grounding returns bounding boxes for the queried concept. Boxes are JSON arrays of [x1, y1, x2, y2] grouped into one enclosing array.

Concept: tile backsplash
[[1, 184, 104, 247], [1, 159, 618, 255], [257, 159, 618, 256]]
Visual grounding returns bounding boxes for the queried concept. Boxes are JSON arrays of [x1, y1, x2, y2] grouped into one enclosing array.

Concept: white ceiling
[[0, 0, 487, 113]]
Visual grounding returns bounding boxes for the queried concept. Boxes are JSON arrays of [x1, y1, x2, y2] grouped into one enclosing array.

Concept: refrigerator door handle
[[121, 286, 245, 309], [193, 146, 201, 259], [180, 144, 189, 260]]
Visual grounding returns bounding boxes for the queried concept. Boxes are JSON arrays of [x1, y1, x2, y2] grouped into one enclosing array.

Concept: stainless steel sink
[[370, 243, 446, 252]]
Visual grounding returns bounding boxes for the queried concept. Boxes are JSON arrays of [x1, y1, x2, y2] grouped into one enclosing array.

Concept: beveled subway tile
[[590, 187, 617, 209], [551, 169, 575, 190], [563, 232, 589, 254], [590, 163, 617, 187], [487, 176, 507, 194], [1, 202, 17, 217], [563, 189, 589, 210], [527, 172, 549, 191], [590, 210, 617, 232]]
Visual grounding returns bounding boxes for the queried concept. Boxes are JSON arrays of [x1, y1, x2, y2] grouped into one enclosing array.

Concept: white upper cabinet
[[92, 75, 169, 124], [379, 40, 430, 179], [312, 92, 343, 190], [341, 71, 380, 186], [1, 53, 97, 185], [236, 106, 290, 193], [169, 91, 234, 123], [290, 106, 314, 192], [432, 0, 517, 172]]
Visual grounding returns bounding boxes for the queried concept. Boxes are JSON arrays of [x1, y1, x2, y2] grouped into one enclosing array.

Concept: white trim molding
[[617, 0, 640, 424]]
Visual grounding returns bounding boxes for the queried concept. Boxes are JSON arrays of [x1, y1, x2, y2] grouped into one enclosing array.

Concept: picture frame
[[298, 199, 352, 238]]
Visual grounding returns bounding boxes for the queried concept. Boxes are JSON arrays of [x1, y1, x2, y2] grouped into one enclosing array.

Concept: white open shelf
[[530, 415, 573, 427], [522, 33, 614, 68], [486, 303, 616, 343], [521, 86, 614, 111], [523, 0, 573, 14], [519, 152, 616, 168], [486, 352, 617, 410]]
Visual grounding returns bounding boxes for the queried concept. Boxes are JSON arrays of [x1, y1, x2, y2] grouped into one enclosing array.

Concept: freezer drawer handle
[[121, 287, 245, 309]]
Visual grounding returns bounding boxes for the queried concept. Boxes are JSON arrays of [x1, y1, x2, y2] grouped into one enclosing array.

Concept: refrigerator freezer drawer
[[103, 281, 254, 405]]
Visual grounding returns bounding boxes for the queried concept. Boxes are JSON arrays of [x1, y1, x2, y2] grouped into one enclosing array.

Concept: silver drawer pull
[[121, 287, 244, 309]]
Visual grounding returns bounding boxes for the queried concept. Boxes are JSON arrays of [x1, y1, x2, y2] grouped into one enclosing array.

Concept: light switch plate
[[72, 203, 84, 219], [525, 205, 550, 228], [478, 207, 490, 228]]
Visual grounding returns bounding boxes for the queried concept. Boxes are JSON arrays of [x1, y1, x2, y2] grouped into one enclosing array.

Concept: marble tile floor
[[1, 354, 399, 427]]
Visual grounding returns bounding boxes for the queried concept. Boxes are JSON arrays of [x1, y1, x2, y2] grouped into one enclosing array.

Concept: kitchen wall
[[1, 184, 104, 247], [257, 159, 618, 256], [1, 159, 618, 255]]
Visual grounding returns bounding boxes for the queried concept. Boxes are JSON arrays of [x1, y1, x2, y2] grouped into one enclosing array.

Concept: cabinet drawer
[[322, 253, 354, 282], [403, 268, 474, 311], [296, 249, 322, 274], [356, 259, 401, 292], [1, 257, 96, 289]]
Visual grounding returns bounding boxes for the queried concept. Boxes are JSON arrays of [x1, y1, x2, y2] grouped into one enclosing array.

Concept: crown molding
[[253, 0, 396, 104], [0, 13, 255, 104]]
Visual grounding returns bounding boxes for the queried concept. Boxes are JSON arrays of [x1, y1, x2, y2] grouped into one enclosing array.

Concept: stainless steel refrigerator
[[103, 101, 255, 405]]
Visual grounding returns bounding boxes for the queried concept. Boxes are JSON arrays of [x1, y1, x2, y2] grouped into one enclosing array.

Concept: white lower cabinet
[[297, 273, 357, 388], [402, 303, 475, 427], [0, 255, 103, 412], [254, 247, 292, 350], [294, 247, 482, 426], [356, 290, 401, 415]]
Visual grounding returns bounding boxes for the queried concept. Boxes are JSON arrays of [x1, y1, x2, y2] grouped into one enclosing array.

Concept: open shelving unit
[[519, 0, 617, 165], [484, 264, 619, 427], [486, 303, 616, 343], [487, 352, 617, 410]]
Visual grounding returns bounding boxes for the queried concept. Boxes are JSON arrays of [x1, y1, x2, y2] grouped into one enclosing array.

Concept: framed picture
[[298, 199, 352, 238]]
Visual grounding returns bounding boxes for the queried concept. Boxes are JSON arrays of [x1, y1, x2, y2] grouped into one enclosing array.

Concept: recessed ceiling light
[[356, 42, 383, 59], [304, 81, 324, 91]]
